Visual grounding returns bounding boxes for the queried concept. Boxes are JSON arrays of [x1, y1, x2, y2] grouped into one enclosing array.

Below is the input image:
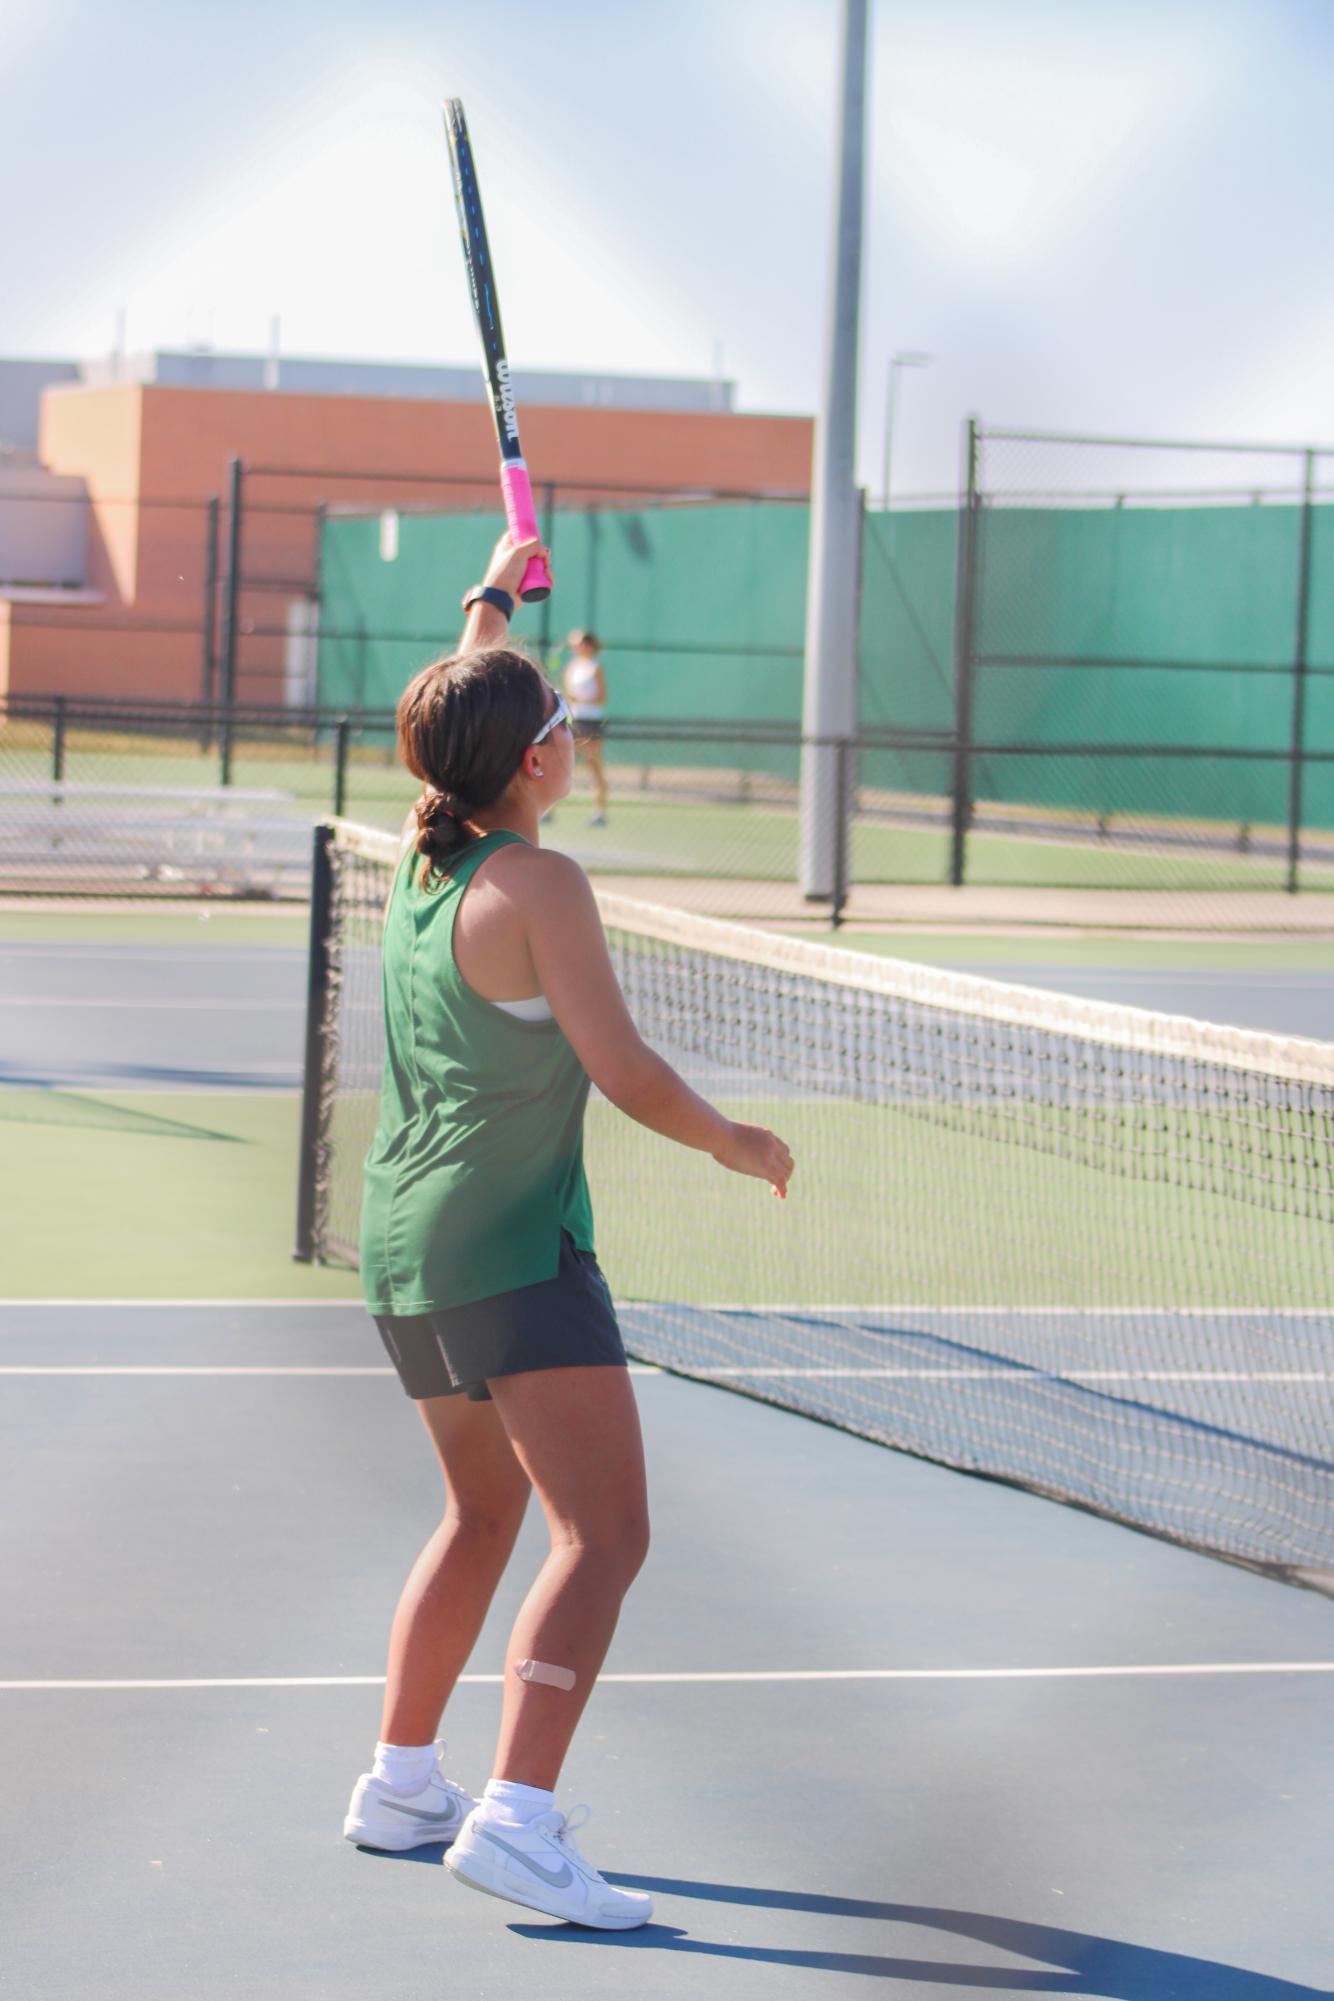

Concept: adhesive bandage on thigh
[[514, 1658, 576, 1692]]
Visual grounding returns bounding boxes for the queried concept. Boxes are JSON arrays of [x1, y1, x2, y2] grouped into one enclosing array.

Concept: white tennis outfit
[[565, 657, 605, 721]]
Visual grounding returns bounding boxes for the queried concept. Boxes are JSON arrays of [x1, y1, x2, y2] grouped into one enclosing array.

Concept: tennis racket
[[443, 98, 552, 603]]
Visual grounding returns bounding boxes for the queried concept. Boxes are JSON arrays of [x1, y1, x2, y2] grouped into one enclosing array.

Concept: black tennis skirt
[[373, 1230, 627, 1402]]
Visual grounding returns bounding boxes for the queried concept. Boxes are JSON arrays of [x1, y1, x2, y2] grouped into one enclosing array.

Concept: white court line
[[679, 1367, 1334, 1383], [0, 1367, 396, 1377], [0, 1300, 1328, 1316], [661, 1305, 1334, 1320], [0, 1365, 1328, 1383], [7, 1094, 306, 1105], [3, 1662, 1332, 1692], [0, 997, 302, 1010], [0, 948, 305, 962], [0, 1365, 659, 1378]]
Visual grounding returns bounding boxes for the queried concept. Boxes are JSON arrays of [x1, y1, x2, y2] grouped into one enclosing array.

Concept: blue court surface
[[1, 938, 1332, 1096], [2, 1303, 1332, 1997], [1, 924, 1332, 1997]]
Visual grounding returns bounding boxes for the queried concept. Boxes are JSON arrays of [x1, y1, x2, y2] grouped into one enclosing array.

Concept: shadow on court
[[345, 1851, 1332, 1993], [517, 1885, 1334, 1996], [0, 1081, 243, 1141]]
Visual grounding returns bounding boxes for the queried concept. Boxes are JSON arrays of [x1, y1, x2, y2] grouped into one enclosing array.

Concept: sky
[[5, 0, 1334, 496]]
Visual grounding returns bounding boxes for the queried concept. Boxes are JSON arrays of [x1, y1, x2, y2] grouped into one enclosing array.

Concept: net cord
[[326, 818, 1334, 1090]]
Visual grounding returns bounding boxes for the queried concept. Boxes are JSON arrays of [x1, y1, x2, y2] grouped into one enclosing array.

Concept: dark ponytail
[[397, 644, 548, 887]]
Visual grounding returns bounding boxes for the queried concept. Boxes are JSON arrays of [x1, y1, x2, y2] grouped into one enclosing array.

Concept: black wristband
[[462, 584, 515, 620]]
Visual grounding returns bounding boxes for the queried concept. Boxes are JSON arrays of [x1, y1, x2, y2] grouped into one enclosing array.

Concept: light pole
[[882, 350, 932, 507], [798, 0, 869, 904]]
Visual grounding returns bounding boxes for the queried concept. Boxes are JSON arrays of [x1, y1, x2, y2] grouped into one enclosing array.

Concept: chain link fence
[[3, 430, 1333, 914], [952, 426, 1334, 894]]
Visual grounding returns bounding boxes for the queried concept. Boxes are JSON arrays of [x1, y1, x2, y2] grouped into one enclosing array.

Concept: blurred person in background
[[562, 629, 609, 826]]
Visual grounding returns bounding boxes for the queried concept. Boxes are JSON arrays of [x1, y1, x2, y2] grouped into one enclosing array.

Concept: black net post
[[219, 456, 244, 786], [51, 696, 66, 784], [332, 716, 351, 817], [949, 417, 980, 888], [1286, 447, 1316, 895], [294, 821, 336, 1263]]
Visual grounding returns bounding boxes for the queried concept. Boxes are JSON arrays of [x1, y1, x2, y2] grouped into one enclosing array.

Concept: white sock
[[371, 1740, 437, 1793], [479, 1778, 556, 1826]]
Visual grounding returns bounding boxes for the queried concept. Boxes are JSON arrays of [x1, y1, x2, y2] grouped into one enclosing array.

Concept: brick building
[[0, 353, 812, 707]]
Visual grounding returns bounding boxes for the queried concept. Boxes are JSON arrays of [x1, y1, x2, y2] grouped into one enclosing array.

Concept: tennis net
[[296, 819, 1334, 1592]]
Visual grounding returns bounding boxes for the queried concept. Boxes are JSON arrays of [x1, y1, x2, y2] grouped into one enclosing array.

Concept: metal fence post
[[539, 481, 556, 666], [831, 737, 851, 928], [51, 695, 67, 785], [200, 495, 220, 747], [1285, 448, 1316, 895], [293, 822, 336, 1263], [585, 506, 601, 637], [219, 457, 243, 786], [949, 418, 980, 889], [332, 715, 351, 817], [307, 499, 327, 725]]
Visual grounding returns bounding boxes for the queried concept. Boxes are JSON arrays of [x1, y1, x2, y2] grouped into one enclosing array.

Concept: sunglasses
[[530, 690, 572, 747]]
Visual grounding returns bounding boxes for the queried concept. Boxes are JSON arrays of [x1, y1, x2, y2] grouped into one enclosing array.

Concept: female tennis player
[[562, 627, 609, 825], [342, 530, 793, 1930]]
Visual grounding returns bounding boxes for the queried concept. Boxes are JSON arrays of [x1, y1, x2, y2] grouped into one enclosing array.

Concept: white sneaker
[[445, 1803, 653, 1929], [343, 1742, 477, 1851]]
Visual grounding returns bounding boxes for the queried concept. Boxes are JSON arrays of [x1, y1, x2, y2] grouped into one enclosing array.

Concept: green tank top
[[359, 830, 595, 1314]]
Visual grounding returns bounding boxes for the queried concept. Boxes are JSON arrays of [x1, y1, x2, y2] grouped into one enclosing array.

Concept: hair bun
[[421, 788, 471, 825], [413, 788, 471, 878]]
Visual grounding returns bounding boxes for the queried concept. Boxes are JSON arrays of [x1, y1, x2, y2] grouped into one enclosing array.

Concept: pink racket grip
[[499, 460, 552, 602]]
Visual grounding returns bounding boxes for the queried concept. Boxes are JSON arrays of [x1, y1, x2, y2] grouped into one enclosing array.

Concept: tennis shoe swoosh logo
[[478, 1827, 574, 1888], [382, 1795, 463, 1824]]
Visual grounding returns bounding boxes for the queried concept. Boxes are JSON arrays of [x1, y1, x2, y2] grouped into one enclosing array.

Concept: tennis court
[[2, 874, 1332, 1997]]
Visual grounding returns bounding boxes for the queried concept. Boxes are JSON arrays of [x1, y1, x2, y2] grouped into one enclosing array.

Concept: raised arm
[[397, 531, 550, 850], [457, 532, 549, 653]]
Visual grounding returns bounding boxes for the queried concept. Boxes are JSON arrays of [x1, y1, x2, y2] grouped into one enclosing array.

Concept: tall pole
[[949, 418, 980, 889], [1285, 447, 1316, 895], [799, 0, 869, 902]]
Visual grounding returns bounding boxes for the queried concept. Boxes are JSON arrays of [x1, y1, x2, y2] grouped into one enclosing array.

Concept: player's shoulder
[[482, 836, 592, 907]]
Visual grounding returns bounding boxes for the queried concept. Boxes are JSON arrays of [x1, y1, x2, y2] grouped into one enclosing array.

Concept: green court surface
[[557, 798, 1334, 893], [0, 1088, 359, 1301], [4, 1071, 1322, 1313], [585, 1097, 1324, 1313], [0, 908, 312, 947]]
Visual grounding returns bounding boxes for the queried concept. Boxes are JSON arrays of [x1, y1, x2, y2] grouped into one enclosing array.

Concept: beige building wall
[[40, 386, 144, 605]]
